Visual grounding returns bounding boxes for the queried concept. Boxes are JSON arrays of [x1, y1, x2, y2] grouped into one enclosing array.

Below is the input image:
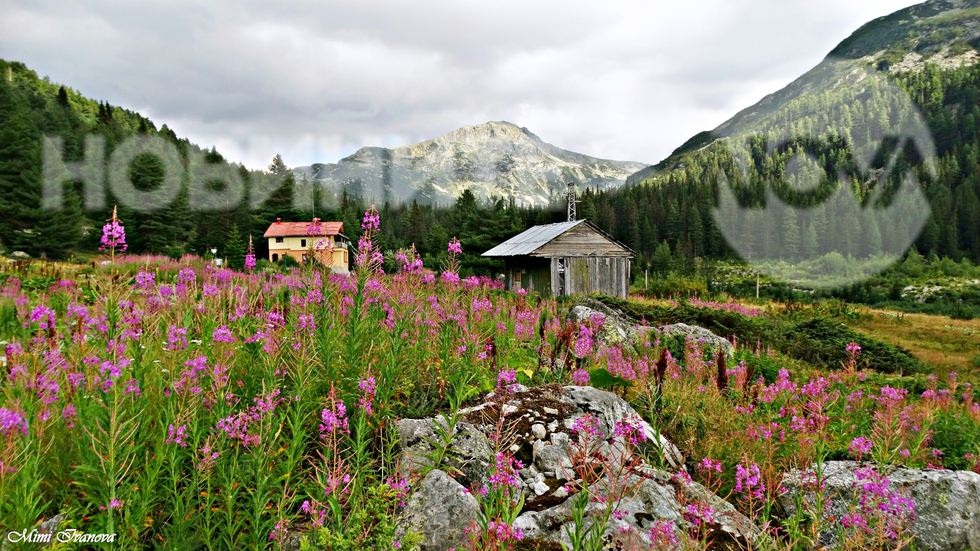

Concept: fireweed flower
[[212, 325, 236, 343], [613, 420, 647, 446], [319, 401, 349, 435], [135, 271, 155, 289], [100, 219, 127, 253], [684, 504, 717, 526], [447, 237, 462, 255], [571, 414, 602, 438], [697, 458, 723, 475], [734, 463, 765, 500], [177, 268, 196, 284], [357, 377, 377, 415], [166, 424, 189, 447], [574, 324, 594, 357], [99, 499, 123, 511], [487, 452, 523, 491], [0, 408, 28, 436], [648, 521, 680, 546], [496, 369, 519, 393], [244, 253, 256, 271], [571, 369, 590, 386], [850, 436, 873, 460]]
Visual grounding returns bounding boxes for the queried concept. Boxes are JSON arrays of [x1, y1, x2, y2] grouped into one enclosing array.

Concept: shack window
[[301, 239, 307, 247], [272, 253, 279, 261], [275, 237, 284, 243]]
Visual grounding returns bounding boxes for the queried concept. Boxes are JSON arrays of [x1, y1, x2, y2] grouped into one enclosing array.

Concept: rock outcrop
[[658, 323, 734, 359], [779, 461, 980, 551], [394, 384, 759, 551], [566, 296, 734, 359]]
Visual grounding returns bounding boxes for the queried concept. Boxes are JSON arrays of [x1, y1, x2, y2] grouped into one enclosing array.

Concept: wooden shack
[[482, 219, 634, 298]]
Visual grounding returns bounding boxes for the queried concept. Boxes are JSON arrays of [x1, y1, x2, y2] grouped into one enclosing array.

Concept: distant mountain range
[[292, 121, 647, 206]]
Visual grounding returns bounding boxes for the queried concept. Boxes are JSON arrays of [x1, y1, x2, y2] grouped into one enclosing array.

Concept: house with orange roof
[[263, 218, 349, 271]]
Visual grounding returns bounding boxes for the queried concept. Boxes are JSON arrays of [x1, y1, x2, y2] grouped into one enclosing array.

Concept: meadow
[[0, 207, 978, 550]]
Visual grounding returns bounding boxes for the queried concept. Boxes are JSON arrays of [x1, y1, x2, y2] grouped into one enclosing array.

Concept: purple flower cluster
[[734, 463, 765, 500], [319, 400, 349, 435], [358, 376, 377, 415], [0, 408, 28, 436], [849, 436, 873, 460], [166, 424, 189, 447], [447, 237, 462, 255], [100, 220, 127, 253]]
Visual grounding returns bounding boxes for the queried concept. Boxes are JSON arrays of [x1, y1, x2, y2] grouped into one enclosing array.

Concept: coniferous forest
[[2, 57, 980, 280]]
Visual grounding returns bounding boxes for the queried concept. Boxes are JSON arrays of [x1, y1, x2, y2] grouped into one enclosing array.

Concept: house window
[[272, 253, 279, 261], [301, 239, 307, 248], [275, 237, 284, 243], [302, 254, 308, 262]]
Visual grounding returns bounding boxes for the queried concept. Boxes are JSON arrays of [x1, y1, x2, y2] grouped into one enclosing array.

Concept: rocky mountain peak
[[294, 122, 646, 206]]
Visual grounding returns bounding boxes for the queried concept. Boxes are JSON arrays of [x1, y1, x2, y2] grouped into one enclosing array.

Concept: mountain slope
[[594, 0, 980, 269], [294, 121, 647, 206], [635, 0, 979, 179]]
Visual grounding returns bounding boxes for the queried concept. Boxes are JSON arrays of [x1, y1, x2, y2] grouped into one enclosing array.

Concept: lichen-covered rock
[[394, 418, 492, 489], [658, 323, 734, 359], [567, 297, 642, 350], [394, 469, 479, 551], [561, 385, 684, 469], [513, 470, 762, 548], [392, 385, 760, 550], [779, 461, 980, 551]]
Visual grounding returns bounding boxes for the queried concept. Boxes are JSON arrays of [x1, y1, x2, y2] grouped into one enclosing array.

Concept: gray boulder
[[512, 467, 762, 548], [394, 385, 765, 551], [779, 461, 980, 551], [567, 296, 643, 351], [394, 469, 480, 551], [561, 385, 683, 469], [658, 323, 733, 359], [395, 418, 493, 489]]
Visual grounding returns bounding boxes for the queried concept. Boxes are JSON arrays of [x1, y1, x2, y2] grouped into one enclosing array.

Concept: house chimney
[[276, 217, 281, 223]]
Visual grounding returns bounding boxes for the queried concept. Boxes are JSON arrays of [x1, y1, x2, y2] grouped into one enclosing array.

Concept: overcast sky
[[1, 0, 922, 170]]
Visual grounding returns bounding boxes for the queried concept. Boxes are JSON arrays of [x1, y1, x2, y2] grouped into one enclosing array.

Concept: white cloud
[[0, 0, 922, 169]]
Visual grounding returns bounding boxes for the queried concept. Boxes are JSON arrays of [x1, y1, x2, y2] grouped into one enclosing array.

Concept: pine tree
[[224, 224, 246, 270], [781, 208, 800, 260], [57, 86, 69, 108], [652, 241, 672, 275]]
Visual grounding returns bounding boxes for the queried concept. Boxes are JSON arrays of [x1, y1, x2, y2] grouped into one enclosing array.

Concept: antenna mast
[[567, 182, 580, 222]]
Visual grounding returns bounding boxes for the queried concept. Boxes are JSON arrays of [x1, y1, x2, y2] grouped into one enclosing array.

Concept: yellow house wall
[[268, 236, 347, 267]]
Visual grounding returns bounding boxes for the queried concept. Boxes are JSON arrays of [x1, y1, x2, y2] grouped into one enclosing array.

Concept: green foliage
[[300, 484, 419, 551], [224, 224, 245, 271], [598, 295, 928, 374]]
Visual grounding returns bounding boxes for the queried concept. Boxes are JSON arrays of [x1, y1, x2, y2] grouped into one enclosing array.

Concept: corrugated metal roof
[[482, 220, 586, 257]]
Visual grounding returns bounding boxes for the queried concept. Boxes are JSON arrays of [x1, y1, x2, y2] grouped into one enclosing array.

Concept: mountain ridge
[[293, 121, 647, 206], [631, 0, 980, 182]]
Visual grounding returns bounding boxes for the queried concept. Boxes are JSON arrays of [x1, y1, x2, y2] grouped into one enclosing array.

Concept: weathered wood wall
[[532, 223, 632, 258], [548, 256, 630, 298], [504, 257, 552, 296]]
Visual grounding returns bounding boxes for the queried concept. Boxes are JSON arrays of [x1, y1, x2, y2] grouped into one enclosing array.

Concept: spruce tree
[[781, 208, 800, 260], [224, 224, 246, 270]]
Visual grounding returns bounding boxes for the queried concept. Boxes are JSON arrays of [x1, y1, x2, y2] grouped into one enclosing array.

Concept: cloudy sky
[[1, 0, 922, 170]]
